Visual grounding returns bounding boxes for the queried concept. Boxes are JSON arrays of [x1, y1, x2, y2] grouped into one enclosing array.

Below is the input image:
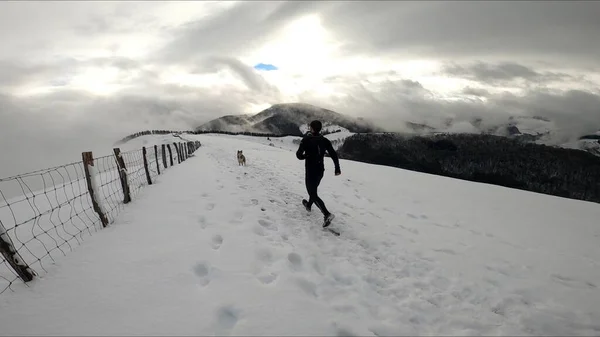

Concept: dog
[[237, 150, 246, 166]]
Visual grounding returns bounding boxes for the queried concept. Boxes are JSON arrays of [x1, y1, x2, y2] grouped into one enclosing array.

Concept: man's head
[[309, 120, 322, 134]]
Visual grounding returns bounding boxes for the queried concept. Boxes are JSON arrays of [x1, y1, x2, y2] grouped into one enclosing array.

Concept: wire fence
[[0, 141, 201, 296]]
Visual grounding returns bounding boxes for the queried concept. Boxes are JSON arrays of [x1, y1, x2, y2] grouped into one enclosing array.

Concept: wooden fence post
[[113, 148, 131, 204], [0, 221, 35, 282], [83, 151, 109, 227], [167, 144, 173, 166], [142, 147, 152, 185], [161, 144, 167, 169], [154, 145, 160, 175], [182, 143, 187, 161], [174, 142, 181, 164]]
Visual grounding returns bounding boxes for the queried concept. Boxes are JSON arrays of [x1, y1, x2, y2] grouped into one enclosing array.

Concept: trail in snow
[[0, 133, 599, 336]]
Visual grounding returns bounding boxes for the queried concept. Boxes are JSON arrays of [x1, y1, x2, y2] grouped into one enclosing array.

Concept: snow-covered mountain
[[405, 115, 600, 156], [2, 132, 599, 335], [195, 103, 382, 136]]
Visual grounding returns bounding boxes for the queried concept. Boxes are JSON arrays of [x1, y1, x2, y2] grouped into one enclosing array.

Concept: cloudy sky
[[1, 1, 600, 177]]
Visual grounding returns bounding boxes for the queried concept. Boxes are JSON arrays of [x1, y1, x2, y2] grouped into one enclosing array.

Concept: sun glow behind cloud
[[239, 14, 472, 101], [69, 66, 123, 95]]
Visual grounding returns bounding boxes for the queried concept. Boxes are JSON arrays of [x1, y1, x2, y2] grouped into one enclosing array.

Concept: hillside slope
[[0, 134, 599, 335]]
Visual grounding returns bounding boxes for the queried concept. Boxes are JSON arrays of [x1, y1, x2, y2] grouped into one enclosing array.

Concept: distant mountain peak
[[196, 103, 381, 136]]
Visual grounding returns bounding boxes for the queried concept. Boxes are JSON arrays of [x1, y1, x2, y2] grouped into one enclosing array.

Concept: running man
[[296, 120, 341, 227]]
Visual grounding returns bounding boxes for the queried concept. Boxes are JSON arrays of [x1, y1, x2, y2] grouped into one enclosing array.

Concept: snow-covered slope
[[1, 134, 599, 335], [119, 129, 354, 154]]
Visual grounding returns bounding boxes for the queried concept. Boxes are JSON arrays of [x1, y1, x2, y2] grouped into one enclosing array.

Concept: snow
[[1, 133, 600, 335]]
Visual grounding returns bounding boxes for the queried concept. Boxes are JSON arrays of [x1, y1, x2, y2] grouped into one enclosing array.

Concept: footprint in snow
[[407, 213, 419, 219], [256, 272, 278, 285], [434, 248, 457, 255], [255, 247, 274, 265], [551, 274, 598, 289], [198, 216, 208, 229], [193, 262, 214, 287], [287, 252, 303, 271], [295, 277, 318, 298], [215, 306, 240, 334], [398, 224, 419, 235], [206, 203, 215, 211], [253, 225, 267, 237], [258, 219, 278, 231], [211, 235, 223, 250]]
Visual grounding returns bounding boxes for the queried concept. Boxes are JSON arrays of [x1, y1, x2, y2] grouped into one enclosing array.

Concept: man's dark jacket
[[296, 133, 341, 174]]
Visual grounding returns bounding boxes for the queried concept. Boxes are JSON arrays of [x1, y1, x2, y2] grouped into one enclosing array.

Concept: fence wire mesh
[[0, 141, 201, 295], [0, 161, 100, 294]]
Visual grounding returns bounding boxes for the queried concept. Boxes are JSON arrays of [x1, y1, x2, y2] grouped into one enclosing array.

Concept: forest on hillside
[[337, 133, 600, 204]]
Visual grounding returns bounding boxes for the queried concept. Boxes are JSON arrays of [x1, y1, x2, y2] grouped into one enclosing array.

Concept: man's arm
[[324, 138, 341, 174], [296, 139, 306, 160]]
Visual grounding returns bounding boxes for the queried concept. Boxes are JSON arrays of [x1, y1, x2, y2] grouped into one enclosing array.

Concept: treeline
[[338, 133, 600, 204], [193, 130, 297, 137], [117, 130, 188, 144]]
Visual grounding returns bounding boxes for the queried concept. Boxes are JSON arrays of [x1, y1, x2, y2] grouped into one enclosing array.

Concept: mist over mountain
[[195, 103, 383, 136], [194, 102, 599, 156]]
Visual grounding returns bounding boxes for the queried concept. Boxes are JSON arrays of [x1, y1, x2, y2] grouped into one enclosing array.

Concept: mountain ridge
[[195, 102, 383, 136]]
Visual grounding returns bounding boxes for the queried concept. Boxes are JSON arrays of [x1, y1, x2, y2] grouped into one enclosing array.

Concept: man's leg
[[306, 170, 330, 216]]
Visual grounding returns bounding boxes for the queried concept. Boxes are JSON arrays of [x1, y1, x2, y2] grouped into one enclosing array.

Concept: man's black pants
[[305, 169, 330, 216]]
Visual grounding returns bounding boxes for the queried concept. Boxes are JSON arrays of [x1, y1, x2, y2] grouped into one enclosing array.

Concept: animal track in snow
[[205, 203, 215, 211]]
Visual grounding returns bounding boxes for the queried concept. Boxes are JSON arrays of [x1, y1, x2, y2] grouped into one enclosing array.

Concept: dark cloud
[[317, 1, 600, 66], [442, 61, 573, 84], [462, 87, 490, 97]]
